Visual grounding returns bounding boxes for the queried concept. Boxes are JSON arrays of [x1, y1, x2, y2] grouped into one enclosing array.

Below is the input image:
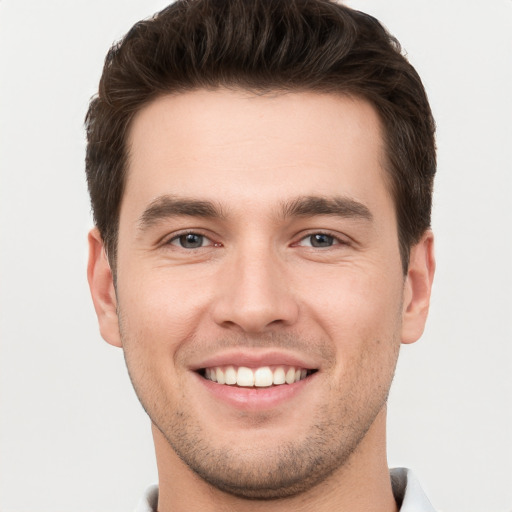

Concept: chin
[[152, 401, 375, 501]]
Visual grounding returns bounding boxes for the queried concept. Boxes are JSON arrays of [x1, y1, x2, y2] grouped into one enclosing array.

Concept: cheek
[[300, 265, 404, 338], [116, 271, 213, 367], [298, 265, 404, 389], [116, 284, 194, 411]]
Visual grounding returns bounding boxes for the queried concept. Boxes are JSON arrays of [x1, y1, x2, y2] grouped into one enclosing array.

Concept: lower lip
[[193, 372, 316, 411]]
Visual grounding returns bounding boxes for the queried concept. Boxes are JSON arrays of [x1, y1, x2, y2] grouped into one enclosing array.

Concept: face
[[89, 89, 434, 500]]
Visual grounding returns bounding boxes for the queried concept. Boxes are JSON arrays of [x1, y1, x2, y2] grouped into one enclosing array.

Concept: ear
[[87, 228, 122, 347], [401, 230, 436, 344]]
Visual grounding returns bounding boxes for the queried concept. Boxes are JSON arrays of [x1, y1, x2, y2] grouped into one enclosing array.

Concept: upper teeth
[[204, 366, 309, 387]]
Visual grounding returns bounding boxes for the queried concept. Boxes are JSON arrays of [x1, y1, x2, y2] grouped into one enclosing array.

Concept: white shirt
[[136, 467, 436, 512], [390, 468, 436, 511]]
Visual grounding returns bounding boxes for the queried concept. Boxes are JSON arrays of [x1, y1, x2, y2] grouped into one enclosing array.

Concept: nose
[[211, 244, 300, 334]]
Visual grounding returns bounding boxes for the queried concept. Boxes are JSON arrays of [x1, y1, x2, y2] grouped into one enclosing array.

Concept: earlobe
[[87, 228, 122, 347], [401, 230, 436, 345]]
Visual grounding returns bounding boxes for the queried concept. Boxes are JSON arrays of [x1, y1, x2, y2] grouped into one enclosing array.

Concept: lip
[[192, 369, 318, 411], [189, 349, 320, 411], [189, 349, 319, 371]]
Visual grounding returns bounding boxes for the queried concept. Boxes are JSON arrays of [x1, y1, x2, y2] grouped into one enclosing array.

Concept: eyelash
[[166, 230, 220, 249], [294, 231, 349, 248], [164, 230, 348, 250]]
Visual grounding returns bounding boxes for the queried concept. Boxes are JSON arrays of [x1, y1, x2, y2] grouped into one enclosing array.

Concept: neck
[[153, 407, 398, 512]]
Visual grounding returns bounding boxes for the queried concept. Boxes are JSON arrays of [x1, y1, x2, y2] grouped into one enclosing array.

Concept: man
[[86, 1, 436, 511]]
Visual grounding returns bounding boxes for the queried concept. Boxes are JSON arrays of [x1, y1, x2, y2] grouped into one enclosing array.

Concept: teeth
[[273, 367, 286, 385], [216, 367, 226, 384], [203, 365, 312, 387], [225, 366, 237, 385], [254, 367, 273, 387], [237, 367, 255, 387]]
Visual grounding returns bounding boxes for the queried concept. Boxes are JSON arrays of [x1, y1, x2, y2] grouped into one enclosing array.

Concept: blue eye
[[310, 234, 335, 247], [300, 233, 337, 248], [171, 233, 208, 249]]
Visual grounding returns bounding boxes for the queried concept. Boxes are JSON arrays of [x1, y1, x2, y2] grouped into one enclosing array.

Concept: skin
[[88, 89, 435, 512]]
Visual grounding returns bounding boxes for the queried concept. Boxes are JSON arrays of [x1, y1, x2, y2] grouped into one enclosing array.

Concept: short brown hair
[[85, 0, 436, 274]]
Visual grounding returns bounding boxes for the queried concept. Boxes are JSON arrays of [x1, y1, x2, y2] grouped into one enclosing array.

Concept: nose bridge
[[212, 237, 298, 332]]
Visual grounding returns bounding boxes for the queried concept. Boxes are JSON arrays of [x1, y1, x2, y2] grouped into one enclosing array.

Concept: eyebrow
[[138, 195, 225, 230], [280, 195, 373, 222], [137, 193, 373, 231]]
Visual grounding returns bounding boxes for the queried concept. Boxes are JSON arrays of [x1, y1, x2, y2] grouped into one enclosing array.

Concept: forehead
[[122, 89, 391, 221]]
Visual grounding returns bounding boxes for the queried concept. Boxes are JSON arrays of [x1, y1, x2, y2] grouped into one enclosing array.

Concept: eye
[[169, 232, 212, 249], [297, 233, 339, 248]]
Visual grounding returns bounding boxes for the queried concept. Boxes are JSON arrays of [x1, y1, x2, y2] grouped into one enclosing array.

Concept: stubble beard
[[152, 399, 384, 500], [121, 340, 399, 501]]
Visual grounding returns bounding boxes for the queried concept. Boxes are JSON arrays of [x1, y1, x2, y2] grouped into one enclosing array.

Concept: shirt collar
[[136, 468, 436, 512], [391, 467, 437, 512], [135, 483, 158, 512]]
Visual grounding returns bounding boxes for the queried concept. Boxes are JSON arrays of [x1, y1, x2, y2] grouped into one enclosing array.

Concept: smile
[[201, 365, 316, 387]]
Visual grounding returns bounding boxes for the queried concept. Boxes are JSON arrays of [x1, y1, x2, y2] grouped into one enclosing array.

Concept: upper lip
[[189, 349, 320, 371]]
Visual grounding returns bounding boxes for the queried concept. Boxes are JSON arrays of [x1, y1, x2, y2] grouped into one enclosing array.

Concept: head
[[85, 0, 435, 276], [86, 0, 436, 504]]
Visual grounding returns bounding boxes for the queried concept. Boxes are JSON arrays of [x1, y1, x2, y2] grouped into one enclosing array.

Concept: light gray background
[[1, 1, 511, 511]]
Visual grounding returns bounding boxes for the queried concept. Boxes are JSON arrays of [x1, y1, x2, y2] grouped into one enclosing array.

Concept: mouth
[[198, 365, 318, 388]]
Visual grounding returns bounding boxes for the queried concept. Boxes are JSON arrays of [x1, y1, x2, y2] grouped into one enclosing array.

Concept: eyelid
[[159, 228, 350, 249], [163, 229, 220, 248], [293, 230, 350, 247]]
